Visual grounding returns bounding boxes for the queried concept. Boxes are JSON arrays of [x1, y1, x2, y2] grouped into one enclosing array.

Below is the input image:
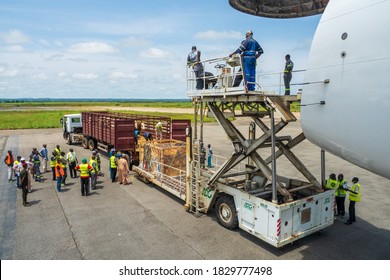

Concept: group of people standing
[[187, 30, 294, 95], [3, 143, 133, 206], [326, 173, 362, 225]]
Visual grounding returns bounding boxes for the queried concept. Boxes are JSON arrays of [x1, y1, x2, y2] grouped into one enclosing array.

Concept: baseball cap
[[21, 157, 26, 161], [82, 158, 87, 163]]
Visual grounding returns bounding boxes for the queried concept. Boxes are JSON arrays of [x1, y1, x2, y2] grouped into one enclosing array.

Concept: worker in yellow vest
[[110, 153, 118, 182], [336, 174, 348, 217], [50, 151, 57, 181], [59, 152, 68, 186], [345, 177, 361, 225], [89, 154, 99, 190], [76, 158, 93, 196]]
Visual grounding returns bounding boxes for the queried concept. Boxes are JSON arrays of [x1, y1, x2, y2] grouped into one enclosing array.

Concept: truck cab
[[61, 113, 83, 144]]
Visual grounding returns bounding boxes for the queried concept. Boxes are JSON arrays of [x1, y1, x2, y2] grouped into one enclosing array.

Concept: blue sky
[[0, 0, 321, 99]]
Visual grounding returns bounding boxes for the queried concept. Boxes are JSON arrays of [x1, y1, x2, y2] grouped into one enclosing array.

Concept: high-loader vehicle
[[133, 56, 335, 248]]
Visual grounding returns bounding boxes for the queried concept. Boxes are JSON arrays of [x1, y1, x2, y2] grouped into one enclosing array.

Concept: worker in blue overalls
[[229, 30, 263, 91]]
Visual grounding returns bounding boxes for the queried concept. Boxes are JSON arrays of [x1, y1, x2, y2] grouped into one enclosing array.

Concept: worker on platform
[[76, 158, 93, 196], [345, 177, 361, 225], [155, 121, 163, 140], [283, 54, 294, 95], [336, 174, 348, 217], [229, 30, 263, 91], [4, 150, 15, 182], [187, 46, 204, 90], [143, 131, 153, 141]]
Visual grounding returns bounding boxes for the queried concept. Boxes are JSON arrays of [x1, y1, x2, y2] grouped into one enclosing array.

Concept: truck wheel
[[67, 135, 72, 145], [82, 138, 89, 149], [88, 139, 96, 151], [215, 195, 238, 230]]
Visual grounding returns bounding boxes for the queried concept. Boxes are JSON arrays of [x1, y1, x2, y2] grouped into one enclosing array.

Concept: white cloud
[[110, 71, 138, 79], [139, 48, 170, 58], [0, 29, 30, 44], [57, 72, 67, 77], [195, 30, 241, 40], [69, 42, 117, 54], [0, 69, 18, 77], [72, 73, 99, 80], [121, 37, 150, 48], [31, 73, 48, 80], [3, 45, 24, 52]]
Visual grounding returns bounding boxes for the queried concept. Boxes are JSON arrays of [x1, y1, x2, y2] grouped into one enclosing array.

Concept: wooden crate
[[139, 139, 186, 176]]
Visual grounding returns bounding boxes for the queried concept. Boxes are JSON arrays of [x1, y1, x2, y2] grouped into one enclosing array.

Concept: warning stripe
[[276, 219, 281, 237]]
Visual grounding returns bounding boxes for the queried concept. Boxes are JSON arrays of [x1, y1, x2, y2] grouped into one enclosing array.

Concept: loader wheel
[[88, 139, 96, 151], [67, 135, 72, 145], [215, 195, 238, 230], [82, 138, 89, 149]]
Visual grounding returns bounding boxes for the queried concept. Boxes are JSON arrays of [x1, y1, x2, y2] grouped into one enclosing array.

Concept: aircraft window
[[341, 32, 348, 40]]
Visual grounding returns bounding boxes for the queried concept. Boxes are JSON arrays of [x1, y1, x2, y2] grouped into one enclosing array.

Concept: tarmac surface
[[0, 117, 389, 260]]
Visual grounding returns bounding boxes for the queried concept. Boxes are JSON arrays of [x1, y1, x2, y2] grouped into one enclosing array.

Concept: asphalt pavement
[[0, 119, 389, 260]]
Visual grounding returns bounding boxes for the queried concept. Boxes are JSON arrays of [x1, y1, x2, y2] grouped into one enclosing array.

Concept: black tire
[[215, 195, 239, 230], [82, 137, 89, 149], [88, 138, 96, 151], [67, 135, 72, 145]]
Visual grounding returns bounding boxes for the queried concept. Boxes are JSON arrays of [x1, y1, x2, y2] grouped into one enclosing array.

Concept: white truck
[[61, 113, 83, 145]]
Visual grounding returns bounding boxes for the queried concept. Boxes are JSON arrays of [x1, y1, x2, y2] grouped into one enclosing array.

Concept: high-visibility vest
[[326, 178, 338, 190], [5, 154, 14, 165], [50, 156, 56, 167], [89, 158, 99, 173], [155, 122, 162, 131], [67, 152, 77, 163], [55, 163, 65, 178], [110, 156, 117, 168], [32, 155, 40, 164], [59, 156, 67, 168], [55, 148, 61, 158], [79, 164, 90, 177], [349, 183, 361, 202], [336, 179, 347, 197]]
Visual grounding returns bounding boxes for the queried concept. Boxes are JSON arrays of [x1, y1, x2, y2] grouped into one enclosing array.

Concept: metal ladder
[[189, 141, 201, 216]]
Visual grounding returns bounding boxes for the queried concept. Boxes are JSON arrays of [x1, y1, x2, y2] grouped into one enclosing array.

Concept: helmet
[[82, 158, 87, 163]]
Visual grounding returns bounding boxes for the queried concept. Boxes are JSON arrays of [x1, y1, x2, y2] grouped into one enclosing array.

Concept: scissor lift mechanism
[[191, 93, 323, 209]]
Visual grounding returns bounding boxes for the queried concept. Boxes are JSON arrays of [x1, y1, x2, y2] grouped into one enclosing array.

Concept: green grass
[[0, 100, 300, 129]]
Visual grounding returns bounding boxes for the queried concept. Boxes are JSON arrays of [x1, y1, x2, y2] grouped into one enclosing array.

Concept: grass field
[[0, 101, 300, 130]]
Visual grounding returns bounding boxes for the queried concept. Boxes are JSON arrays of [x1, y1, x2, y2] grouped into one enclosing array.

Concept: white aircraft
[[229, 0, 390, 180], [301, 0, 390, 180]]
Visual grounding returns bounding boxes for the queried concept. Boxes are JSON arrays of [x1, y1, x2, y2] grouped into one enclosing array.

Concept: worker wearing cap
[[76, 158, 93, 196], [155, 121, 163, 140], [229, 30, 263, 91], [187, 46, 204, 90], [283, 54, 294, 95], [13, 155, 22, 188], [345, 177, 361, 225]]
